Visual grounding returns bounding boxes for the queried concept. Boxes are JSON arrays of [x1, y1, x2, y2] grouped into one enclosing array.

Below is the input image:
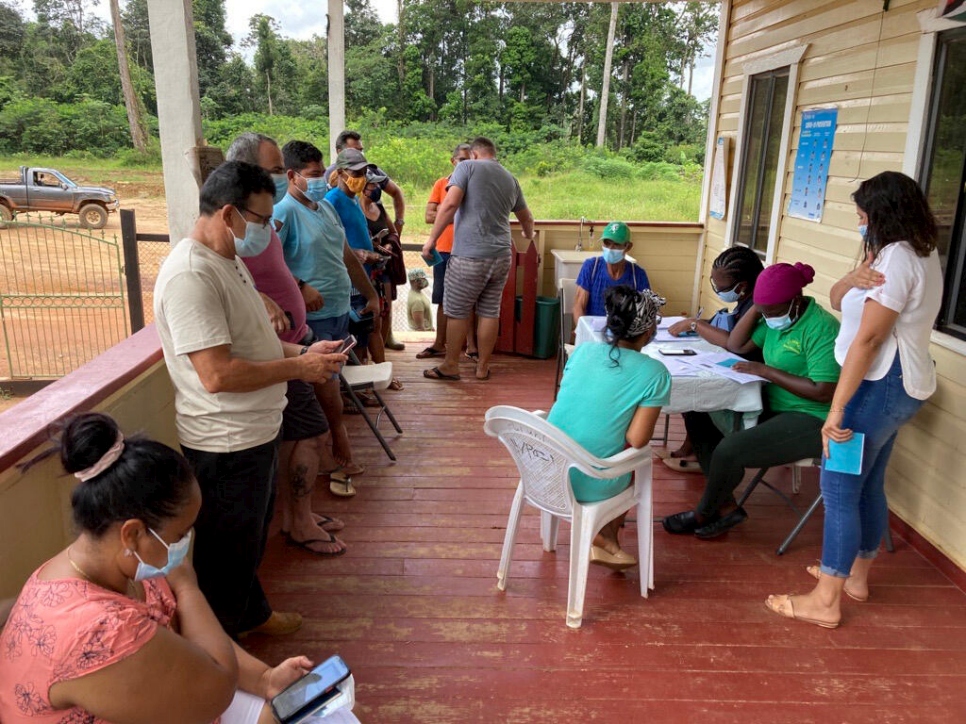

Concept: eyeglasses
[[237, 206, 273, 230], [710, 278, 738, 295]]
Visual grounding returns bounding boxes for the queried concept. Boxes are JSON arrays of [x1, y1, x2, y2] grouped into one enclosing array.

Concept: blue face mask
[[716, 284, 743, 304], [764, 314, 793, 331], [134, 529, 192, 582], [304, 177, 328, 203], [231, 209, 272, 258], [601, 247, 625, 265], [272, 174, 288, 204], [858, 224, 868, 239]]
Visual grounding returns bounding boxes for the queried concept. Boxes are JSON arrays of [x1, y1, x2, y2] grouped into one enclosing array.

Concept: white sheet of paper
[[685, 351, 768, 384]]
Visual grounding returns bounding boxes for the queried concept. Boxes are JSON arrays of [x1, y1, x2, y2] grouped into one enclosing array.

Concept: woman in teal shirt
[[549, 285, 671, 571]]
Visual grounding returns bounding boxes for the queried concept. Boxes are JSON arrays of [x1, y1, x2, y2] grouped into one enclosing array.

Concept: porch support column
[[146, 0, 203, 243], [328, 0, 346, 163]]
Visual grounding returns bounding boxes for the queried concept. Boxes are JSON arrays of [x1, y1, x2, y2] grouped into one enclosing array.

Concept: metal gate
[[0, 216, 129, 380]]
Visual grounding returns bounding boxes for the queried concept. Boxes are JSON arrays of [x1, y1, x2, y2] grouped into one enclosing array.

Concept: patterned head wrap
[[605, 287, 666, 341]]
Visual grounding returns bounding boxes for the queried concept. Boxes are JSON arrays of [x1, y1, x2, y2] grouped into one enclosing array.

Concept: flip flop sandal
[[423, 366, 461, 381], [464, 350, 480, 361], [329, 477, 357, 497], [284, 533, 347, 557], [475, 369, 491, 381], [388, 377, 404, 391], [662, 457, 703, 474], [317, 515, 345, 533], [356, 390, 382, 407], [416, 346, 445, 359]]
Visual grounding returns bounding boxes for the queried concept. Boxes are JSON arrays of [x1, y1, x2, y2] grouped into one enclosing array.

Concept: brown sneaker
[[239, 610, 302, 638]]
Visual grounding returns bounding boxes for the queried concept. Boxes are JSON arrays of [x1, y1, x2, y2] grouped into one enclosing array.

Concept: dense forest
[[0, 0, 716, 169]]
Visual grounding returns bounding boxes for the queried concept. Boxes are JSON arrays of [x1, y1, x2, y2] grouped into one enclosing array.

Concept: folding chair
[[484, 405, 655, 628], [736, 459, 895, 555], [340, 352, 402, 461]]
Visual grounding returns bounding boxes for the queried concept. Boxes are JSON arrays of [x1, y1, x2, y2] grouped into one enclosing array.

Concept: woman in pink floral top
[[0, 413, 356, 724]]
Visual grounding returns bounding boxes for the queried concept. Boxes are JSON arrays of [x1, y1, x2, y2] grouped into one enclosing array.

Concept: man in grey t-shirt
[[421, 136, 534, 381]]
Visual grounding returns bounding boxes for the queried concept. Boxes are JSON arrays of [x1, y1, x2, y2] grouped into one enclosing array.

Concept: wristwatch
[[396, 219, 405, 227], [299, 345, 310, 356], [689, 320, 698, 333]]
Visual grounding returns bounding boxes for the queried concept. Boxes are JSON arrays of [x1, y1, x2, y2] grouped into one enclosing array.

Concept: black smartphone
[[270, 655, 351, 724], [659, 348, 697, 356]]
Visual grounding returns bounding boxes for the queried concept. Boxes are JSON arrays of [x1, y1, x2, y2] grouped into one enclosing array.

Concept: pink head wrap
[[74, 432, 125, 482], [753, 262, 815, 305]]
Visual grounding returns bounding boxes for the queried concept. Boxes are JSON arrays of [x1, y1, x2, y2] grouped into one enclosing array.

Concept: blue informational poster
[[788, 108, 838, 222]]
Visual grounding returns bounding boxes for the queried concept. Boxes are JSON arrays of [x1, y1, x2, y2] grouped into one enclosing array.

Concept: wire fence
[[0, 215, 128, 379]]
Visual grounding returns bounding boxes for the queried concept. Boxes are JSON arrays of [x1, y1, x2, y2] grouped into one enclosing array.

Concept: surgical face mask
[[231, 209, 272, 257], [858, 224, 868, 239], [272, 174, 288, 204], [300, 176, 328, 203], [134, 528, 192, 582], [601, 246, 625, 265], [764, 313, 793, 331], [717, 287, 742, 303], [344, 174, 367, 195]]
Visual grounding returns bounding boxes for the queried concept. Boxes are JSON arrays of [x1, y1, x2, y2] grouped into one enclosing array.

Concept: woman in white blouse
[[766, 171, 943, 629]]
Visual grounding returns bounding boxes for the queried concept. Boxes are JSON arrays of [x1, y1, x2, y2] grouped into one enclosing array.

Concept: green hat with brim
[[600, 221, 630, 245]]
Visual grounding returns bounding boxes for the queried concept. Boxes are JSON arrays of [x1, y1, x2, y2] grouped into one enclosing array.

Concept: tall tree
[[109, 0, 147, 151], [596, 2, 618, 147]]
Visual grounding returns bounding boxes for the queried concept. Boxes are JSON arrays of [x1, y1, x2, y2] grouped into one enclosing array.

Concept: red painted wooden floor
[[246, 351, 966, 722]]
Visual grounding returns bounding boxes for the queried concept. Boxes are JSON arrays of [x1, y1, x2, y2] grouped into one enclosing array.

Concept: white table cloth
[[573, 316, 763, 425]]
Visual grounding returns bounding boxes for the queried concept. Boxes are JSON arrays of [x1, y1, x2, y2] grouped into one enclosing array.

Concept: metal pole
[[120, 209, 145, 332]]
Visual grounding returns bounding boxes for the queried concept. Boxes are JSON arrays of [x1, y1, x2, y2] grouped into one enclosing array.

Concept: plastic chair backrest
[[558, 278, 577, 349], [484, 405, 607, 519]]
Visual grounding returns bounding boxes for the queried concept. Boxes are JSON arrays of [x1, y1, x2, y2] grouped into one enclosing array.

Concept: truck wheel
[[79, 204, 108, 230], [0, 204, 12, 229]]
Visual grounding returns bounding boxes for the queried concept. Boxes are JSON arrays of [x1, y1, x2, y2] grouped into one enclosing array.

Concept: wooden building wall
[[701, 0, 966, 567]]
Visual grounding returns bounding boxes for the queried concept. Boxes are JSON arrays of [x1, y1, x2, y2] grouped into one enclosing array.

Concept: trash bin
[[532, 295, 560, 360]]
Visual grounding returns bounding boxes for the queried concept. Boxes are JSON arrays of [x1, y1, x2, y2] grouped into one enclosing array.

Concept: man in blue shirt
[[572, 221, 651, 330], [275, 140, 378, 482], [326, 148, 388, 364]]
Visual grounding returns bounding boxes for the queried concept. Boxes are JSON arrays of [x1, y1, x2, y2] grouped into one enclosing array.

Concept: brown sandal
[[805, 564, 868, 602]]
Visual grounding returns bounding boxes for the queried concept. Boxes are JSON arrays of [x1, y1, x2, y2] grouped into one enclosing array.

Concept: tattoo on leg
[[291, 464, 312, 500]]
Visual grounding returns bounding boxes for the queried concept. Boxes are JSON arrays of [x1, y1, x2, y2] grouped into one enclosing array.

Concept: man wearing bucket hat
[[572, 221, 651, 331], [406, 268, 435, 331]]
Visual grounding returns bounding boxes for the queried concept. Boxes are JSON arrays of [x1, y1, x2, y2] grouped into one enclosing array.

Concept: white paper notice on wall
[[709, 136, 729, 221]]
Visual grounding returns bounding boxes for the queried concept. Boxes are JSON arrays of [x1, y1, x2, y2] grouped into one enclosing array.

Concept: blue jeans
[[819, 355, 924, 577]]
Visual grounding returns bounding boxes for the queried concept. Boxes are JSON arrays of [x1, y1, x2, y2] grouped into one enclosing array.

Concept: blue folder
[[825, 433, 865, 475]]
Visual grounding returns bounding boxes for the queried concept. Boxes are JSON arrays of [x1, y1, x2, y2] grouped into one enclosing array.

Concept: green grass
[[403, 171, 701, 238], [2, 157, 703, 232]]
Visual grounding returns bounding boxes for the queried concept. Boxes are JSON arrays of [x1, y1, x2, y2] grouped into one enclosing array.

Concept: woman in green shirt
[[662, 262, 841, 539]]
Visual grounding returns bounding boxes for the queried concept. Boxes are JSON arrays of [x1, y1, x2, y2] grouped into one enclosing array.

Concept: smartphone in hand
[[270, 655, 351, 724], [339, 334, 358, 354]]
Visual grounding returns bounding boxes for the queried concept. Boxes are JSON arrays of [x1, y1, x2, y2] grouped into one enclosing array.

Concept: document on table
[[654, 316, 696, 343], [652, 352, 701, 377], [685, 351, 768, 384]]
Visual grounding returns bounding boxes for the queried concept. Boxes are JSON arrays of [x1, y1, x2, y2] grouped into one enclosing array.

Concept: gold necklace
[[66, 546, 137, 597]]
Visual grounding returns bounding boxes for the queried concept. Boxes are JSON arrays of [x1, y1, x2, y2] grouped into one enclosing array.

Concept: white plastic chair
[[484, 405, 654, 628]]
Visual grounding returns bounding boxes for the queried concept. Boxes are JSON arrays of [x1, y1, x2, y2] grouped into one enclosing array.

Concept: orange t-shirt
[[429, 176, 455, 253], [0, 566, 176, 723]]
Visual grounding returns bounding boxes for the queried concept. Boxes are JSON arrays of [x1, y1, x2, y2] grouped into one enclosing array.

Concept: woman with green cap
[[572, 221, 651, 331]]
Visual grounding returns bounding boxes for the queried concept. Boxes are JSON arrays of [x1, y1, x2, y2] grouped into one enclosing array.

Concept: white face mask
[[231, 208, 272, 257], [134, 529, 192, 582]]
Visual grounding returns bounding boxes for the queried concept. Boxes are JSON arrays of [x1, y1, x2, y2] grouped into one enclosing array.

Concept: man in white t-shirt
[[154, 161, 347, 639]]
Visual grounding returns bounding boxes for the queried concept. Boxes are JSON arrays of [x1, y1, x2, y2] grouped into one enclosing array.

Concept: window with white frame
[[732, 68, 790, 256], [920, 26, 966, 340]]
